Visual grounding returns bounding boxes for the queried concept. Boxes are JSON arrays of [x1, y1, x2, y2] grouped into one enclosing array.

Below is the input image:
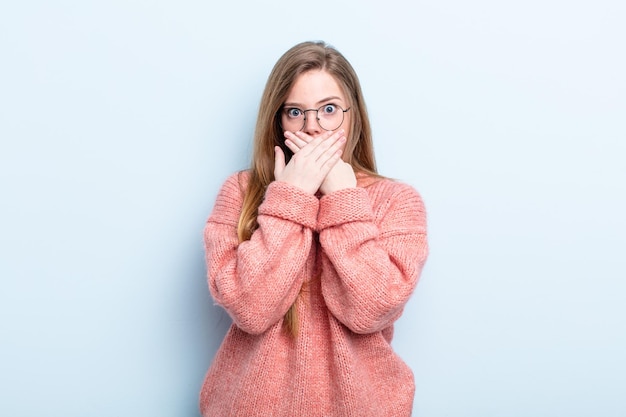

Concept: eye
[[286, 108, 302, 118], [321, 104, 337, 115]]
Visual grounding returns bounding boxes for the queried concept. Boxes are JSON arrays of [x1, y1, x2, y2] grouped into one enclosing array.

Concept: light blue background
[[1, 1, 624, 416]]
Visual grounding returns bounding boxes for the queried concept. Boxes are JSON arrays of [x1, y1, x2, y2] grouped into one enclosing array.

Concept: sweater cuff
[[317, 187, 375, 230], [258, 181, 319, 229]]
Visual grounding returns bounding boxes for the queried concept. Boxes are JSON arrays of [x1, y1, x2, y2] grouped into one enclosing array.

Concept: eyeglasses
[[281, 104, 350, 132]]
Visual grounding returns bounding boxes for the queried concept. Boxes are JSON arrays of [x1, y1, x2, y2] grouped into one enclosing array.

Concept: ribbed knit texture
[[200, 171, 428, 417]]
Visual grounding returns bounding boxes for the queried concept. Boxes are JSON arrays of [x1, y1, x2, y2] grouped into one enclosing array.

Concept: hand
[[274, 130, 346, 195], [284, 130, 357, 195]]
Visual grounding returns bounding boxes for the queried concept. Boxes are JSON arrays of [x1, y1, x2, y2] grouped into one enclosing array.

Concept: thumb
[[274, 146, 286, 179]]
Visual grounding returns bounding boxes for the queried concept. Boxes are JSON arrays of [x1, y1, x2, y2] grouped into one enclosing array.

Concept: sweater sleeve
[[317, 181, 428, 334], [204, 172, 319, 335]]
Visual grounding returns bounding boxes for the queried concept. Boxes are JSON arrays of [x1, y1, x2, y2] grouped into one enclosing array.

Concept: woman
[[200, 41, 428, 417]]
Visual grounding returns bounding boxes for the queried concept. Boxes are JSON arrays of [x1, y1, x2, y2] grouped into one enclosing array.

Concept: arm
[[317, 182, 428, 334], [205, 173, 319, 335]]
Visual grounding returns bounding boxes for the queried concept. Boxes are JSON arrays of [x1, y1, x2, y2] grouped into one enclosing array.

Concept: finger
[[295, 129, 334, 145], [309, 132, 346, 161], [318, 148, 343, 175], [317, 136, 346, 162], [274, 146, 285, 178], [305, 138, 345, 172], [297, 129, 344, 160], [284, 132, 307, 151], [308, 129, 345, 152], [284, 139, 300, 154]]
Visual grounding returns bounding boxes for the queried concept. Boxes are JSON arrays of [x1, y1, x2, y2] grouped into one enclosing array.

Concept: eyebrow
[[283, 96, 344, 108]]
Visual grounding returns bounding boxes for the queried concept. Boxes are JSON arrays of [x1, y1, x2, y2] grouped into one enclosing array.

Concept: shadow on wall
[[184, 247, 232, 413]]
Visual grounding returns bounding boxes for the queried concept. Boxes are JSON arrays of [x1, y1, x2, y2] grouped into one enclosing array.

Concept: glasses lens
[[318, 105, 344, 131], [281, 106, 348, 131], [281, 108, 304, 131]]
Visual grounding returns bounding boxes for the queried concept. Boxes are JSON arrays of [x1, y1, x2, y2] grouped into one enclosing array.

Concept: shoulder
[[360, 175, 424, 204], [359, 175, 427, 226], [211, 170, 253, 203], [218, 170, 251, 194], [209, 170, 251, 223]]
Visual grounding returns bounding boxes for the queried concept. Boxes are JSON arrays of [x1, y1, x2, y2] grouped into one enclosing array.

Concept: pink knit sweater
[[200, 171, 428, 417]]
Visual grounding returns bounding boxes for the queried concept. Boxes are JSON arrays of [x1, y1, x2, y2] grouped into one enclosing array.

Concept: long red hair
[[237, 41, 379, 336]]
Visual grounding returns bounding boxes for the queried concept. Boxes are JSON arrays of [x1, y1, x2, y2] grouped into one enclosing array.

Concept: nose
[[302, 111, 322, 135]]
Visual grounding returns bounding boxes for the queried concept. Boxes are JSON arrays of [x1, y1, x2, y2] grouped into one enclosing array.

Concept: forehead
[[285, 70, 346, 105]]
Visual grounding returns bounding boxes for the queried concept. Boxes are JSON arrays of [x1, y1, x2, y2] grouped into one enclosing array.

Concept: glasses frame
[[281, 104, 351, 132]]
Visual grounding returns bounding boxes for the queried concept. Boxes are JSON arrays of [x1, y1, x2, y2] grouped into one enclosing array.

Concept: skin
[[274, 70, 357, 195]]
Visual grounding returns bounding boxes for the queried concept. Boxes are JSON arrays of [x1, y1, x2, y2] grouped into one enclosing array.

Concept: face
[[282, 70, 351, 143]]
